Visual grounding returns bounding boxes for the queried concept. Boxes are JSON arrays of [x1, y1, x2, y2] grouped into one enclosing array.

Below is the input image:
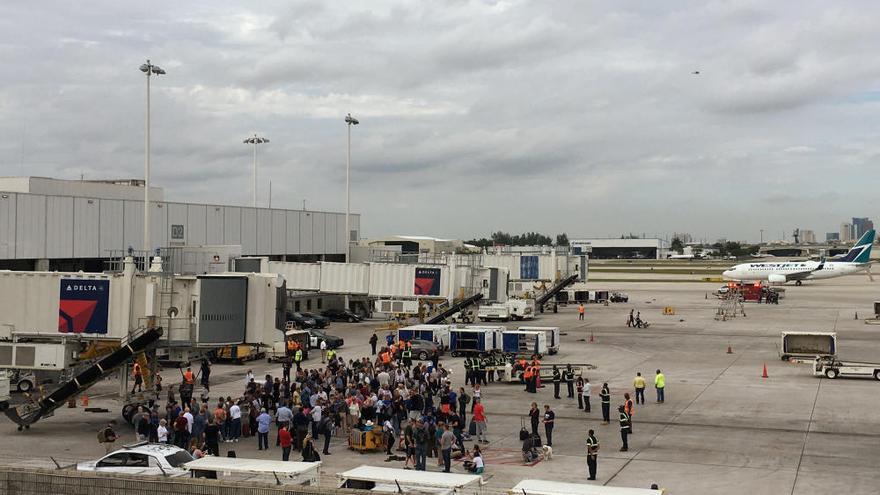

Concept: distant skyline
[[0, 1, 878, 243]]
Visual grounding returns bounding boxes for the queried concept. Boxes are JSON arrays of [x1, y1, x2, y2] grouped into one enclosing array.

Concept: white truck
[[813, 356, 880, 380], [478, 303, 511, 322], [478, 299, 536, 322]]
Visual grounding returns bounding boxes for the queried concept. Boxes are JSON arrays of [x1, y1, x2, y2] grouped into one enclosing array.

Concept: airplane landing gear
[[795, 280, 803, 286]]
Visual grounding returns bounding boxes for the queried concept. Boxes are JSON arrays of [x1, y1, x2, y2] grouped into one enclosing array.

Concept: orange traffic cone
[[726, 343, 733, 354], [762, 363, 769, 378], [81, 394, 89, 407]]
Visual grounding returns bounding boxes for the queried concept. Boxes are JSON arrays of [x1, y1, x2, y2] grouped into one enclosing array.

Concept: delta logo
[[58, 278, 110, 334]]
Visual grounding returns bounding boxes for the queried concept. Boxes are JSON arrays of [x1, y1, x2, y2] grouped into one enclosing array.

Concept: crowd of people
[[116, 336, 488, 475], [112, 321, 667, 483]]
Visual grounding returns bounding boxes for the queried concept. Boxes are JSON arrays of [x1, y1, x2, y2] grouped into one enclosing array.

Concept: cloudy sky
[[0, 1, 877, 243]]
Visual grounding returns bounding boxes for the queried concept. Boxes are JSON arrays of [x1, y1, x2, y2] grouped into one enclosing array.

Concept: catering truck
[[779, 332, 837, 361], [813, 356, 880, 381]]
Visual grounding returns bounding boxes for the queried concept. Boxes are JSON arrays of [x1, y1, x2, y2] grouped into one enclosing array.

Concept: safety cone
[[762, 363, 769, 378], [81, 394, 89, 407], [589, 332, 594, 343], [726, 343, 733, 354]]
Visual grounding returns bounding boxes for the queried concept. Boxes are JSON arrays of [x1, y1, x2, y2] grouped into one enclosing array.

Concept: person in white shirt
[[311, 403, 323, 437], [229, 402, 242, 442], [320, 340, 327, 363], [157, 420, 169, 444], [582, 378, 592, 413], [183, 409, 194, 433], [245, 369, 254, 385]]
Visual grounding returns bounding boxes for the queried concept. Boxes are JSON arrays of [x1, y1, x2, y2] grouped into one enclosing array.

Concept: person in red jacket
[[472, 399, 488, 443], [279, 425, 293, 461]]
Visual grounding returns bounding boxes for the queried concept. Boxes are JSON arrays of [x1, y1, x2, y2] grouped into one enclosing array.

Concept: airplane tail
[[835, 229, 875, 263]]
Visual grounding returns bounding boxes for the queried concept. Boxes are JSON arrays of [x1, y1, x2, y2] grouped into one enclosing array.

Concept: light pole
[[243, 134, 269, 207], [344, 114, 359, 262], [139, 60, 166, 254]]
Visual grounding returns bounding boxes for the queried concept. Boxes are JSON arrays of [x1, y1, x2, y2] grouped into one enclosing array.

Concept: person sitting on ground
[[463, 445, 485, 474]]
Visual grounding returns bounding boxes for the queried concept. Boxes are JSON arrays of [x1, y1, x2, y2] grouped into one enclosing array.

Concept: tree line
[[468, 231, 569, 247]]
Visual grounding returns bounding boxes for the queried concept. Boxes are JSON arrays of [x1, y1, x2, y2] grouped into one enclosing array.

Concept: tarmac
[[2, 274, 879, 494]]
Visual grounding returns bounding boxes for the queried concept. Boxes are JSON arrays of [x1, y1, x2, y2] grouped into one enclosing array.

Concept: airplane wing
[[787, 260, 825, 280]]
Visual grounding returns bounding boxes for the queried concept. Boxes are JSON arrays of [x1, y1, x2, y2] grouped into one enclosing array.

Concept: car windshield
[[165, 450, 194, 468]]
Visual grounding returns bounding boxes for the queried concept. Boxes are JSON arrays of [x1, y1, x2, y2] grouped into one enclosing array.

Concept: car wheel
[[873, 370, 880, 381], [348, 317, 355, 323], [17, 378, 33, 393], [418, 351, 428, 361], [825, 368, 838, 379]]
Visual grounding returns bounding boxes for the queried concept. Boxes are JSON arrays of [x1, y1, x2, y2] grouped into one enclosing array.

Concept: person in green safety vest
[[477, 357, 487, 385], [401, 347, 412, 368], [464, 357, 473, 386], [294, 348, 303, 371], [619, 405, 631, 451]]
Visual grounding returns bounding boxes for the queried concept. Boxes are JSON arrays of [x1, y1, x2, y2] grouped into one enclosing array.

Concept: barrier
[[0, 466, 357, 495]]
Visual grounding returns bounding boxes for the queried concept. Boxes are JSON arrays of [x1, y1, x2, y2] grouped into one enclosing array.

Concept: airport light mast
[[139, 60, 165, 254], [243, 134, 269, 208], [345, 113, 359, 262]]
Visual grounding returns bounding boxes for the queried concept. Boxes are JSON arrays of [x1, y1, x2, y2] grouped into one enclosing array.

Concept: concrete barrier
[[0, 466, 359, 495]]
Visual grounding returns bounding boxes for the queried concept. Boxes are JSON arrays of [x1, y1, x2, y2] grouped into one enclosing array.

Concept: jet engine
[[768, 274, 786, 284]]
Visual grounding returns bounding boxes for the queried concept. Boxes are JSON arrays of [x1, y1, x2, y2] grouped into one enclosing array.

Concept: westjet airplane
[[722, 229, 875, 285]]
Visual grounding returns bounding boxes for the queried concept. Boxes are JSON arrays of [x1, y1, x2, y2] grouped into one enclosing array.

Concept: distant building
[[570, 238, 669, 260], [840, 223, 854, 242], [361, 235, 474, 255], [826, 232, 840, 242], [853, 217, 874, 238], [800, 229, 816, 243]]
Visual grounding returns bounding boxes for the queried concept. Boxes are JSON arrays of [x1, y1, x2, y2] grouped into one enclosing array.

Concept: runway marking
[[790, 377, 822, 495]]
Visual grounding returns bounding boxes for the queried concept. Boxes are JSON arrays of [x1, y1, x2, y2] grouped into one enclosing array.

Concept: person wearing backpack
[[97, 421, 118, 453]]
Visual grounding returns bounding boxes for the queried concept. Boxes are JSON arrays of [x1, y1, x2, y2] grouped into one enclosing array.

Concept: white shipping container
[[268, 262, 320, 291], [320, 262, 369, 294]]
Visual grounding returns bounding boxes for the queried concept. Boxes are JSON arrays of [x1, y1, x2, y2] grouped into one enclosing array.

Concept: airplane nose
[[722, 270, 733, 278]]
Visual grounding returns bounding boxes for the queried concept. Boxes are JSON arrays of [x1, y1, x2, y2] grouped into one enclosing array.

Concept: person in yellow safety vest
[[578, 303, 585, 321], [131, 362, 143, 393], [294, 348, 303, 371], [633, 372, 646, 405], [655, 369, 665, 403], [326, 348, 336, 362]]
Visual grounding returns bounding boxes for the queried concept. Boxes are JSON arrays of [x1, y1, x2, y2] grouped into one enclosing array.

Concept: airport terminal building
[[571, 237, 669, 259], [0, 177, 359, 271]]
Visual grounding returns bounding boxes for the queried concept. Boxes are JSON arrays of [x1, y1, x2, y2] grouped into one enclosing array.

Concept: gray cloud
[[0, 0, 877, 243]]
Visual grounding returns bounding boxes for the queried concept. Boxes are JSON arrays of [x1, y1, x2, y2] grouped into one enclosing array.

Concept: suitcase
[[519, 416, 530, 440], [469, 420, 477, 436]]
